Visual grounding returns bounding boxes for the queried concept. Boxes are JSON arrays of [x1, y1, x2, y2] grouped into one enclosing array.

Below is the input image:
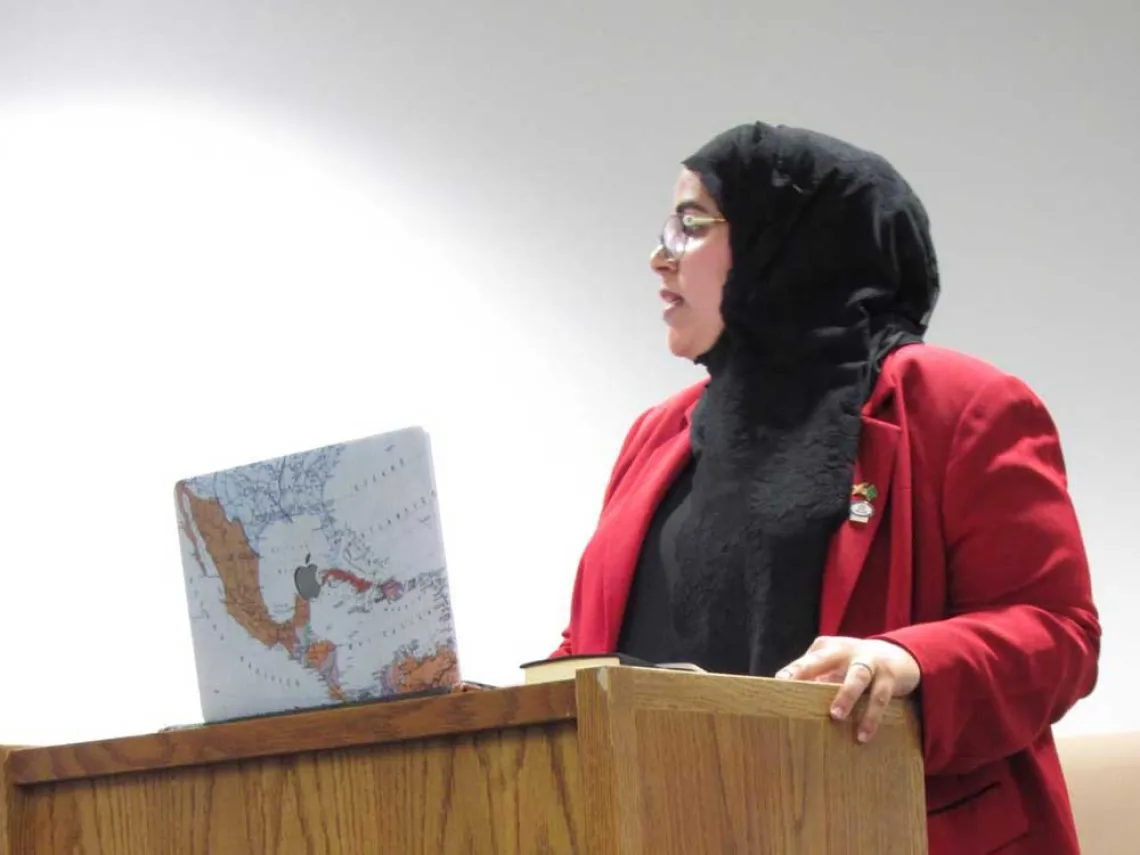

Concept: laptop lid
[[173, 426, 460, 723]]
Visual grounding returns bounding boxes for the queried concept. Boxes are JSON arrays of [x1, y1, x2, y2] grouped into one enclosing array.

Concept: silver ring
[[849, 660, 875, 678]]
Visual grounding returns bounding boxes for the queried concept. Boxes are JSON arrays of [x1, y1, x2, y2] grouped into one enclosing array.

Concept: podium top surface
[[5, 681, 577, 787], [5, 667, 919, 790]]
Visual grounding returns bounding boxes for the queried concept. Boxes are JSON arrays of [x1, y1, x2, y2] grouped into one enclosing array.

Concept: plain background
[[0, 0, 1136, 746]]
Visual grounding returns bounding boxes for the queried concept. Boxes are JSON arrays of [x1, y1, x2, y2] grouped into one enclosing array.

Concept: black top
[[615, 457, 695, 666], [614, 442, 824, 677]]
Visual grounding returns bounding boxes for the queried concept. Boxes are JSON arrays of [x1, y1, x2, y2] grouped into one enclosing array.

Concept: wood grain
[[613, 666, 918, 729], [577, 667, 927, 854], [7, 669, 929, 853], [574, 670, 622, 855], [12, 723, 584, 854], [9, 682, 575, 785], [1, 746, 21, 855]]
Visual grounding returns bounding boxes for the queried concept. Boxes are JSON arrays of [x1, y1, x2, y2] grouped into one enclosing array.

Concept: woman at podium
[[551, 121, 1099, 855]]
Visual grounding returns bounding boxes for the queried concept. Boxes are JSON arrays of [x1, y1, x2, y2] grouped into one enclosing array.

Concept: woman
[[551, 122, 1100, 854]]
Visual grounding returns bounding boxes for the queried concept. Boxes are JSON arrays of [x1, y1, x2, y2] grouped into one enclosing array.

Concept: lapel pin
[[849, 482, 878, 524]]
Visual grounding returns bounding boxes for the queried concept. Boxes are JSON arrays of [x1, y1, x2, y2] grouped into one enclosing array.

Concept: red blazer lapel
[[819, 415, 901, 636]]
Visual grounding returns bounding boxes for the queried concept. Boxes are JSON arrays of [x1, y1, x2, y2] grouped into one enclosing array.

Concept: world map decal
[[173, 428, 460, 722]]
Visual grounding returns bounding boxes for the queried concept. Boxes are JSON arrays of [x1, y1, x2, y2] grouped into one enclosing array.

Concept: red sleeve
[[876, 374, 1100, 776], [550, 569, 584, 658], [551, 407, 654, 658]]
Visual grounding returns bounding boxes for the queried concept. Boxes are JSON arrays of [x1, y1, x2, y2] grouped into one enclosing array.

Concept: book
[[519, 653, 706, 685]]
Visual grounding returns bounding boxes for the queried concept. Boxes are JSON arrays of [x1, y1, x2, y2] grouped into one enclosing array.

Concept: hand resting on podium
[[775, 635, 922, 745]]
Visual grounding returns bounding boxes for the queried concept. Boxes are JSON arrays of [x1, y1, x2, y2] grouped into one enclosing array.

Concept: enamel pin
[[849, 482, 878, 524]]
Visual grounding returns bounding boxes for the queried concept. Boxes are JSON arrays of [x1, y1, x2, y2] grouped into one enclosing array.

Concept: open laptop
[[172, 426, 461, 723]]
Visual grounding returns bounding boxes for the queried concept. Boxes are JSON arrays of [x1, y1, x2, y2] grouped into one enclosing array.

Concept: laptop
[[173, 426, 461, 723]]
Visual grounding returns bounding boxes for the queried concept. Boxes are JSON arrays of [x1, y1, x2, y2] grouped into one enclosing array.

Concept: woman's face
[[650, 168, 732, 360]]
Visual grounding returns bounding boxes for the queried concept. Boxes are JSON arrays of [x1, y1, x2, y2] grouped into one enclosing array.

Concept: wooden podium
[[1, 668, 927, 853]]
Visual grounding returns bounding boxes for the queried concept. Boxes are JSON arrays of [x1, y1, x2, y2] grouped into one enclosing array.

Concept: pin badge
[[849, 482, 878, 524]]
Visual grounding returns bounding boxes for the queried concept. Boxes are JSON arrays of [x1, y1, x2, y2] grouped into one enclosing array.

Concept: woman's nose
[[649, 243, 673, 272]]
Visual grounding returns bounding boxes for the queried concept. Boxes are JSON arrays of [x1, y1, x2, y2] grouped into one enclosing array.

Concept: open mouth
[[660, 289, 683, 308]]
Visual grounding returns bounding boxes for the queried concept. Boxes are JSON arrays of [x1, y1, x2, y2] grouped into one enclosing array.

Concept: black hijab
[[666, 122, 940, 677]]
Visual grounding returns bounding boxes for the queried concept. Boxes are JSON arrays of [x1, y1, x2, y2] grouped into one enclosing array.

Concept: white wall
[[0, 0, 1136, 746]]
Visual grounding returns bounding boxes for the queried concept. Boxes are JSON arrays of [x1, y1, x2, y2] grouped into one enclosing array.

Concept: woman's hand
[[775, 636, 921, 743]]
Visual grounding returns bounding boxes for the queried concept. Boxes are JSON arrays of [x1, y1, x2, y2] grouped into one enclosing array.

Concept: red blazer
[[553, 344, 1100, 855]]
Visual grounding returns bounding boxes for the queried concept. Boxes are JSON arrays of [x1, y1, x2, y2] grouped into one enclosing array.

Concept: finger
[[829, 660, 875, 721], [807, 635, 833, 653], [812, 668, 847, 684], [856, 672, 895, 743], [777, 637, 836, 679], [776, 645, 848, 682]]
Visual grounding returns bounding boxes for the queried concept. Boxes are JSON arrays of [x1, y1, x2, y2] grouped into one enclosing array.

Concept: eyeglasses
[[657, 212, 727, 261]]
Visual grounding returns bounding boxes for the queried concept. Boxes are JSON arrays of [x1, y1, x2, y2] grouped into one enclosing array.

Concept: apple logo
[[294, 554, 322, 601]]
